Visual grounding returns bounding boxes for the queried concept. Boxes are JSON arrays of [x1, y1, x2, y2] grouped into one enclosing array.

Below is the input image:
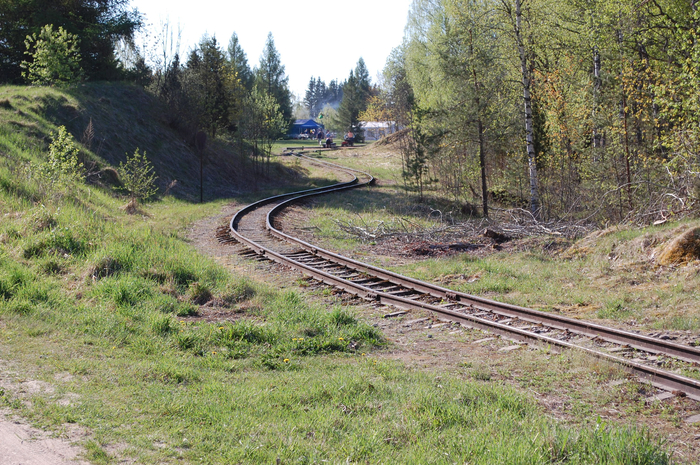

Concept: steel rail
[[229, 154, 700, 401]]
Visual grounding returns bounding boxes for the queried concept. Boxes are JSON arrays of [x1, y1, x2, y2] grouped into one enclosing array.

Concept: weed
[[329, 307, 356, 326], [88, 256, 122, 281], [188, 281, 212, 305], [221, 279, 257, 304], [597, 299, 632, 320], [176, 332, 203, 355], [175, 302, 198, 317], [471, 366, 492, 381], [218, 321, 273, 345], [83, 440, 111, 465], [150, 314, 174, 336], [37, 256, 63, 275]]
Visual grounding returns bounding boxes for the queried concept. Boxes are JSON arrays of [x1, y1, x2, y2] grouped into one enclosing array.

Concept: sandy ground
[[0, 410, 88, 465]]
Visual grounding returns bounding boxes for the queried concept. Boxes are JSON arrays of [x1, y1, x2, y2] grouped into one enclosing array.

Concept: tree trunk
[[478, 118, 488, 217], [470, 29, 489, 217], [514, 0, 541, 218]]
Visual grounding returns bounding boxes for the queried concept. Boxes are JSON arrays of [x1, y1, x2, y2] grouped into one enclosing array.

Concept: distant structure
[[288, 119, 324, 139], [361, 121, 397, 141]]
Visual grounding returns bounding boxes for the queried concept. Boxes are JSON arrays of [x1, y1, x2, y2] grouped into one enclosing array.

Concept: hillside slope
[[0, 82, 293, 201]]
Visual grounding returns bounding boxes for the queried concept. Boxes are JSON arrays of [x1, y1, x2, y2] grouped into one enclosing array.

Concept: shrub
[[119, 148, 158, 203], [34, 126, 83, 198], [21, 24, 82, 86]]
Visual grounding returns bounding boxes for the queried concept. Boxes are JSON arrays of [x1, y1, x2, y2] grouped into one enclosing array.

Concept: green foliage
[[254, 33, 292, 123], [395, 0, 700, 224], [337, 58, 372, 140], [240, 88, 287, 173], [119, 148, 158, 202], [227, 32, 253, 91], [0, 0, 142, 83], [21, 24, 82, 85], [185, 36, 240, 138], [34, 126, 83, 198]]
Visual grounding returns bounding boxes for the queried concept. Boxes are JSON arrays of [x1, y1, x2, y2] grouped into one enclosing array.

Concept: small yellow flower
[[212, 351, 217, 355], [338, 337, 344, 341], [293, 338, 297, 341], [299, 338, 304, 341], [284, 358, 290, 363], [219, 326, 224, 330], [361, 353, 366, 356]]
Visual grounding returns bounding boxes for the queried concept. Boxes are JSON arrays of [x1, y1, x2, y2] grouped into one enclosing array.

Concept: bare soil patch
[[0, 411, 89, 465], [0, 360, 90, 465]]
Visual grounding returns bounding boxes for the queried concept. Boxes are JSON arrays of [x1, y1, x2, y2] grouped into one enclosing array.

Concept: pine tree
[[254, 32, 292, 124], [337, 58, 372, 141], [227, 32, 253, 91], [185, 35, 232, 138]]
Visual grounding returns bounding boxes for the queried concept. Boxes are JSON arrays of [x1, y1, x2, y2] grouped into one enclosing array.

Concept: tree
[[415, 0, 510, 216], [304, 77, 327, 118], [0, 0, 142, 82], [35, 125, 83, 199], [337, 58, 372, 141], [227, 32, 253, 91], [354, 57, 371, 100], [254, 33, 292, 124], [498, 0, 542, 218], [240, 89, 286, 175], [21, 24, 82, 85], [184, 35, 237, 138]]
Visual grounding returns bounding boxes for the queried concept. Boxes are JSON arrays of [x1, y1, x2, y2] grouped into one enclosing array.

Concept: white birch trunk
[[515, 0, 541, 218]]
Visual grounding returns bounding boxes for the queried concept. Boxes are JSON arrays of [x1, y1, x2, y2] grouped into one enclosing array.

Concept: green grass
[[0, 83, 675, 464], [297, 179, 700, 330]]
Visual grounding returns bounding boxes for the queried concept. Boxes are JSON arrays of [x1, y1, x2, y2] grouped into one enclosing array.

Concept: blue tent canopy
[[289, 119, 324, 136]]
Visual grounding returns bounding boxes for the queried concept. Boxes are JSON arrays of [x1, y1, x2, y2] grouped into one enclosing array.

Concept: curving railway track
[[224, 153, 700, 401]]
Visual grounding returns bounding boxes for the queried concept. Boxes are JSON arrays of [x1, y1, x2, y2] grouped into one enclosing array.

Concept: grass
[[295, 160, 700, 331], [0, 82, 677, 464]]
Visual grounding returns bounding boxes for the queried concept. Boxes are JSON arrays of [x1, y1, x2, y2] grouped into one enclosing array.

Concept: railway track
[[226, 153, 700, 401]]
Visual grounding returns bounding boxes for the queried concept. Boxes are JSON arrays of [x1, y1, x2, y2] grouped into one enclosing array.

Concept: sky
[[131, 0, 415, 99]]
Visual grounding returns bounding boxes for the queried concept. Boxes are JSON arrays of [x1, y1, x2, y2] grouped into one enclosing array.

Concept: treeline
[[1, 0, 382, 172], [376, 0, 700, 224], [150, 32, 290, 173], [301, 60, 374, 142]]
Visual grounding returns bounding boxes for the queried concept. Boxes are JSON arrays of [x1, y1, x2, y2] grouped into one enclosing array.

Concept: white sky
[[131, 0, 414, 99]]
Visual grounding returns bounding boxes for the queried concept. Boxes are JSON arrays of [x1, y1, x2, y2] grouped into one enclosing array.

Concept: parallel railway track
[[226, 153, 700, 401]]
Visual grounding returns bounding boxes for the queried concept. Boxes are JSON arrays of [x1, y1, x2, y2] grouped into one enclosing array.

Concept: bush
[[34, 126, 83, 198], [21, 24, 82, 86], [119, 148, 158, 203]]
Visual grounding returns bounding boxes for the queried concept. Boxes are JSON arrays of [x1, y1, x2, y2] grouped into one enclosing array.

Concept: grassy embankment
[[0, 83, 672, 463]]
